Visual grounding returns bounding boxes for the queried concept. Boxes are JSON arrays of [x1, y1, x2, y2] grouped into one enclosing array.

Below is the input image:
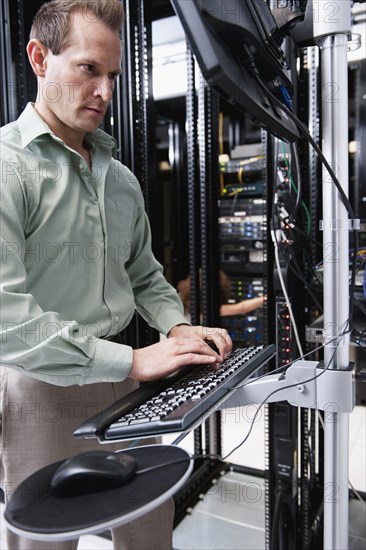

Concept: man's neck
[[33, 102, 86, 156]]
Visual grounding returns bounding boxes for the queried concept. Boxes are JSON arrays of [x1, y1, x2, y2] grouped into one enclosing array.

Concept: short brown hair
[[30, 0, 125, 55]]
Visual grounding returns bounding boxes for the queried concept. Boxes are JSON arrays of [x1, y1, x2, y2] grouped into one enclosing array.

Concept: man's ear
[[27, 39, 49, 77]]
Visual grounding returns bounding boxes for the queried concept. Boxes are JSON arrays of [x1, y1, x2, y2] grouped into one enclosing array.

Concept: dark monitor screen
[[171, 0, 301, 142]]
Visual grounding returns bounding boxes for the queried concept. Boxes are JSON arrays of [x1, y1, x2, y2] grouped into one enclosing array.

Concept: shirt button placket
[[80, 164, 98, 205]]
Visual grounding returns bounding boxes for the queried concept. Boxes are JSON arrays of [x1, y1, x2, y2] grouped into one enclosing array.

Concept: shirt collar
[[18, 103, 52, 149], [84, 128, 116, 155], [17, 102, 116, 154]]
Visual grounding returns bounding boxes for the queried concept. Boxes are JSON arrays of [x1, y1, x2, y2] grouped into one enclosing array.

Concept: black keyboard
[[74, 345, 275, 441]]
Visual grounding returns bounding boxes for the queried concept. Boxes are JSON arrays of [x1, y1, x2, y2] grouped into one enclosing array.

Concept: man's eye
[[83, 64, 95, 72], [109, 73, 118, 81]]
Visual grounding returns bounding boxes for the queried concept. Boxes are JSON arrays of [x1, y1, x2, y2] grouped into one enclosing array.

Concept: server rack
[[0, 0, 34, 124], [109, 0, 160, 349], [218, 152, 269, 349], [173, 46, 226, 518], [265, 40, 325, 548]]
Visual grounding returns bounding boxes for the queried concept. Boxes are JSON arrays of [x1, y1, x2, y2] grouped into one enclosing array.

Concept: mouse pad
[[5, 445, 193, 541]]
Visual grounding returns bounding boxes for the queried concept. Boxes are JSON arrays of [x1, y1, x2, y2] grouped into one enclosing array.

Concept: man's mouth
[[85, 106, 104, 115]]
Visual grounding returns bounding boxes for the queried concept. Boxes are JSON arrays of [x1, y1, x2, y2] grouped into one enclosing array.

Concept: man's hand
[[129, 326, 232, 383], [168, 324, 232, 359]]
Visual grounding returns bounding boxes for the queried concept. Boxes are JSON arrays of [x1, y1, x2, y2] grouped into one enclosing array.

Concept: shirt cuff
[[157, 309, 192, 337], [85, 339, 133, 384]]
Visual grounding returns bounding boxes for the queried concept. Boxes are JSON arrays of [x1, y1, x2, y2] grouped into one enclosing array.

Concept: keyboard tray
[[74, 345, 275, 442]]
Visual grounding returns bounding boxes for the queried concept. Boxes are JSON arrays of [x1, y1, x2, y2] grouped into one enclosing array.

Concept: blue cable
[[279, 84, 292, 109]]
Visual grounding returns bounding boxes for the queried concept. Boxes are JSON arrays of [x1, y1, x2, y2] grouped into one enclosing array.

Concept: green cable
[[280, 141, 311, 237]]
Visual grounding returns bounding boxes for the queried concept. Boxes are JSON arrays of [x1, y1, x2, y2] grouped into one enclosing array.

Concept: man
[[0, 1, 232, 549]]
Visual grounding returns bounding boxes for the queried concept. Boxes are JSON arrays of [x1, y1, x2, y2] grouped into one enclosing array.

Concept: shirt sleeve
[[125, 189, 190, 336], [0, 169, 132, 387]]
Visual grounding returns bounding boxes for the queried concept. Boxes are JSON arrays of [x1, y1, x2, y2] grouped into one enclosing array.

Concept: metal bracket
[[286, 361, 355, 413], [319, 219, 360, 231], [224, 360, 355, 413]]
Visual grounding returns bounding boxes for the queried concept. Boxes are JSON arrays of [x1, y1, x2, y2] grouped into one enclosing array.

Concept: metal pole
[[321, 33, 350, 550]]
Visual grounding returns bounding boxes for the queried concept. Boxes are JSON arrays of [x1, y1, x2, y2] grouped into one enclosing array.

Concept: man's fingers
[[173, 338, 222, 359], [172, 352, 221, 370], [168, 325, 233, 360], [204, 330, 232, 359]]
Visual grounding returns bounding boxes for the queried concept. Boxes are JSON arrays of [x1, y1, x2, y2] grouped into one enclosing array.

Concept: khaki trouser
[[0, 367, 174, 550]]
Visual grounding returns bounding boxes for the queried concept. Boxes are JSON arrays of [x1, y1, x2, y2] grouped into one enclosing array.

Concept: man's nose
[[99, 77, 113, 103], [88, 78, 113, 103]]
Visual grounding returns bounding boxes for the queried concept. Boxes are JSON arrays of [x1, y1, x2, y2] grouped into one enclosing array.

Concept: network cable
[[254, 73, 359, 328]]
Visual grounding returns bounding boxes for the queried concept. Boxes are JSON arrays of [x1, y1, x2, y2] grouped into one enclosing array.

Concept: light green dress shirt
[[0, 103, 188, 386]]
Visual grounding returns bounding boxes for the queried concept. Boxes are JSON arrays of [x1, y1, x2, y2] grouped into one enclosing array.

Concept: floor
[[173, 472, 266, 550], [1, 405, 365, 549]]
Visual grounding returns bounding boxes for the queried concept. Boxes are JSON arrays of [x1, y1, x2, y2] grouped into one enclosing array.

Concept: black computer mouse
[[51, 450, 137, 498]]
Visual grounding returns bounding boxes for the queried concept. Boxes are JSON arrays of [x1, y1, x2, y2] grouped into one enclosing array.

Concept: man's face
[[39, 10, 122, 136]]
